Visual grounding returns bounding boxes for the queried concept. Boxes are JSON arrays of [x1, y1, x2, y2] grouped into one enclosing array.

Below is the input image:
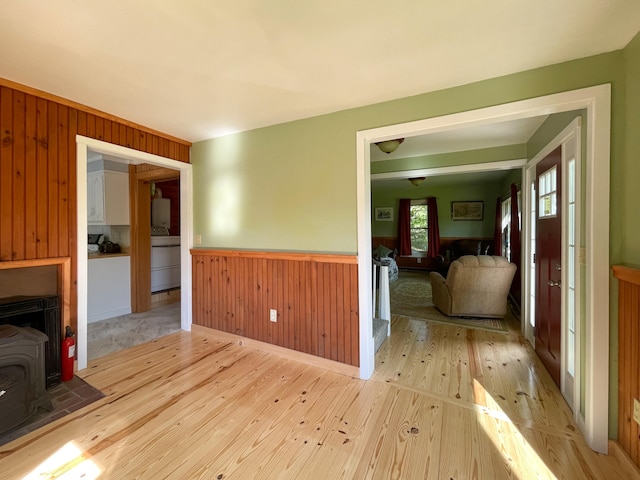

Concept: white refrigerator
[[152, 198, 170, 228]]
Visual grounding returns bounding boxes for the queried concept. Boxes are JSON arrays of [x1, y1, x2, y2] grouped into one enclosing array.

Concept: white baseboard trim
[[192, 324, 360, 379]]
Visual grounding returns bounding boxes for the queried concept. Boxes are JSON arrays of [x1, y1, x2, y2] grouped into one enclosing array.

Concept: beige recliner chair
[[429, 255, 516, 318]]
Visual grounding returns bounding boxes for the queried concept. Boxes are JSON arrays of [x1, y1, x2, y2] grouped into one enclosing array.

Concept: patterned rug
[[390, 270, 508, 332]]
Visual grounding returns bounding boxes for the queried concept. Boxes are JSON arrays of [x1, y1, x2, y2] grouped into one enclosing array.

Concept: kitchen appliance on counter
[[99, 241, 121, 254], [150, 226, 181, 293], [88, 234, 104, 254]]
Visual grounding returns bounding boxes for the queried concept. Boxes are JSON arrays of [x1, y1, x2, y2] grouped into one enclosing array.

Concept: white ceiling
[[370, 116, 548, 162], [1, 1, 639, 143], [370, 115, 546, 189]]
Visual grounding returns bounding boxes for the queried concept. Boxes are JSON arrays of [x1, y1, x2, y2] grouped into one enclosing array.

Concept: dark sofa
[[437, 239, 494, 275]]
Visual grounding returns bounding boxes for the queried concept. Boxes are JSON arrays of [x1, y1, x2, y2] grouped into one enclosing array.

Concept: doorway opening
[[76, 136, 193, 372], [356, 85, 611, 453]]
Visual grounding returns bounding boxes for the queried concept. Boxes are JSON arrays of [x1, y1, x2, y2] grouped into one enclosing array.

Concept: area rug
[[390, 270, 508, 332]]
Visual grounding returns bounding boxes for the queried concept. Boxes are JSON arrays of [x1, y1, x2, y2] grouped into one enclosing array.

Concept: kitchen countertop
[[88, 247, 130, 260]]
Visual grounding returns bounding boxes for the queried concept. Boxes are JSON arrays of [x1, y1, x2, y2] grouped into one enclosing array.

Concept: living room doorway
[[356, 84, 611, 453]]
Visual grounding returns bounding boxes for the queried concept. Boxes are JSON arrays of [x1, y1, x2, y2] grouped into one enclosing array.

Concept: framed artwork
[[374, 207, 393, 222], [451, 201, 484, 221]]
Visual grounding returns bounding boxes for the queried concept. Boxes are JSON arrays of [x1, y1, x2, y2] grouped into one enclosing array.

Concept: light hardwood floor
[[0, 316, 636, 479]]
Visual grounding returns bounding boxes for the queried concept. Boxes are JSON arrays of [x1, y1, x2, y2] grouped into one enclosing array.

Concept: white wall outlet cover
[[270, 309, 277, 322]]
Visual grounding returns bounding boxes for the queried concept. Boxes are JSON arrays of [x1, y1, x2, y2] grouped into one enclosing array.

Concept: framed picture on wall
[[451, 201, 484, 221], [374, 207, 393, 222]]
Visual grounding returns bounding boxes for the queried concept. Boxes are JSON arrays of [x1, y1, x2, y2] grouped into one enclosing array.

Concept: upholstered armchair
[[435, 238, 494, 276], [429, 255, 516, 318]]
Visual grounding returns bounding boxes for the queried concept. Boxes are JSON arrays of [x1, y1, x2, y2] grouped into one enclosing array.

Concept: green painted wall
[[372, 180, 500, 239], [499, 168, 523, 194], [192, 46, 633, 437], [193, 51, 624, 255], [623, 32, 640, 262]]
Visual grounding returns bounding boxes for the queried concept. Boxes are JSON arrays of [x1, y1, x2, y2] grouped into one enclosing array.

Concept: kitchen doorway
[[76, 136, 193, 372]]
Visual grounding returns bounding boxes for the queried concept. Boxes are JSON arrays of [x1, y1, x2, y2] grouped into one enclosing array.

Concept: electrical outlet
[[194, 234, 202, 245], [269, 309, 277, 323], [634, 398, 640, 425], [417, 257, 421, 264]]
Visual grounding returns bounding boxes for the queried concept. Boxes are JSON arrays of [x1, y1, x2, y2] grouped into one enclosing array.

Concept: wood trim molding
[[0, 77, 191, 147], [134, 166, 181, 182], [192, 324, 359, 378], [613, 265, 640, 286], [190, 248, 357, 264], [129, 166, 152, 313]]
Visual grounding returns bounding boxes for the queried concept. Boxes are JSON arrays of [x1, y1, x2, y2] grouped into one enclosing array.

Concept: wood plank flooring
[[0, 316, 635, 479]]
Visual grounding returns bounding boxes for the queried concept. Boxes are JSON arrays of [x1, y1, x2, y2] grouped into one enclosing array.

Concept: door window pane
[[538, 166, 557, 218]]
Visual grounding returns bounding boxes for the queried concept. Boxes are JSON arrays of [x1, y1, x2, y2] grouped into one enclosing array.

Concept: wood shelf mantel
[[0, 257, 71, 331], [612, 265, 640, 285]]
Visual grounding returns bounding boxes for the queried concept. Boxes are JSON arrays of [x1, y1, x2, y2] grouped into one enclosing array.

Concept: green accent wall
[[192, 43, 637, 438], [623, 32, 640, 261], [193, 50, 624, 255], [372, 180, 501, 239]]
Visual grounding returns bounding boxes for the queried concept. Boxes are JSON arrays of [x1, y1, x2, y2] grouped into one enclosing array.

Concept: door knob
[[548, 280, 561, 287]]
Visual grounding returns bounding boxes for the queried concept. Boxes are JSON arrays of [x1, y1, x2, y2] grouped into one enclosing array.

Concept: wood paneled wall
[[191, 250, 360, 366], [0, 79, 190, 332], [613, 265, 640, 468]]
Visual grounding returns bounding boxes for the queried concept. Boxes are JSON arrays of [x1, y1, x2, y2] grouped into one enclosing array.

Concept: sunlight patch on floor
[[23, 441, 102, 480], [474, 379, 557, 480]]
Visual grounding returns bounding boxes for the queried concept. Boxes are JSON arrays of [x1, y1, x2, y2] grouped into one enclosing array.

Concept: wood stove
[[0, 325, 52, 435], [0, 296, 62, 388]]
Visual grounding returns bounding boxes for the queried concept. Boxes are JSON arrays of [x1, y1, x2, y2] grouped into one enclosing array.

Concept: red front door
[[535, 147, 562, 386]]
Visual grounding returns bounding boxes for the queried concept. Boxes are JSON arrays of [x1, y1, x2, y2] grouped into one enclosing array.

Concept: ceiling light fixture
[[374, 138, 404, 154], [408, 177, 425, 187]]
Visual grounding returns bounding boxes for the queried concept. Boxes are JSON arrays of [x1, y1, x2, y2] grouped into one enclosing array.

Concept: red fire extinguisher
[[61, 326, 76, 382]]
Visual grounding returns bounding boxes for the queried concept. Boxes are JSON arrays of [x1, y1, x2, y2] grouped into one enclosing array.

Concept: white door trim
[[356, 84, 611, 453], [76, 135, 193, 371]]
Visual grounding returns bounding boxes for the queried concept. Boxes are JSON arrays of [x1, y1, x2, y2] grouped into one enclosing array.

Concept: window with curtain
[[410, 200, 428, 255]]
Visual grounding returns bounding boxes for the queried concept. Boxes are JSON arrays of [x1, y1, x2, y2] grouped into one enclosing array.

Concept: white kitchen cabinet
[[87, 171, 130, 225], [88, 255, 131, 323]]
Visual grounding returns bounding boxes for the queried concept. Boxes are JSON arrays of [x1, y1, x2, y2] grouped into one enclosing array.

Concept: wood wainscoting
[[613, 265, 640, 469], [191, 249, 359, 366]]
